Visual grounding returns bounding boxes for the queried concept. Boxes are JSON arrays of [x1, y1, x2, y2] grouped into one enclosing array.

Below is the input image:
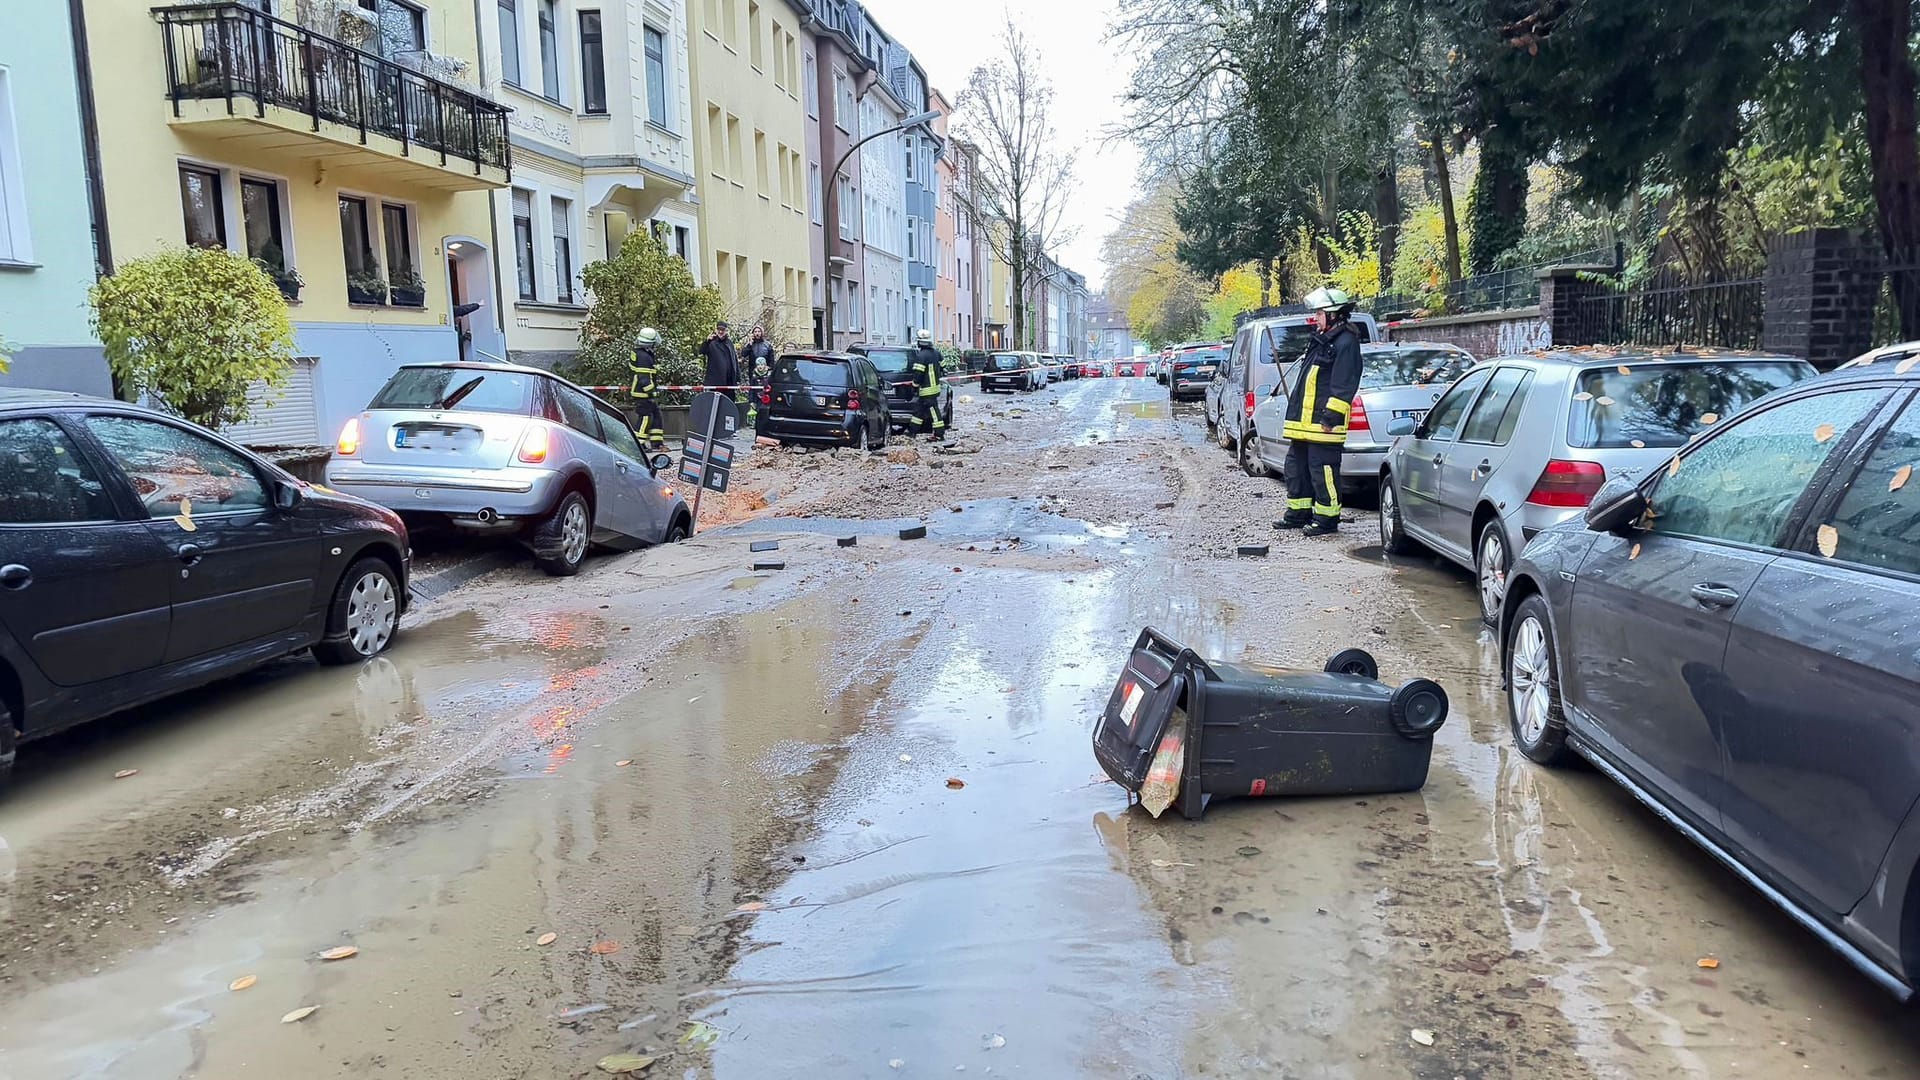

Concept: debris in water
[[734, 902, 769, 913], [899, 525, 928, 540], [556, 1004, 611, 1022], [985, 1034, 1006, 1049], [536, 933, 558, 946], [838, 536, 859, 547], [113, 769, 139, 780], [281, 1006, 319, 1024], [752, 560, 786, 571], [229, 975, 257, 992], [1410, 1029, 1435, 1046], [680, 1020, 721, 1048], [946, 777, 966, 789], [318, 946, 358, 961], [1697, 957, 1721, 969], [890, 1059, 906, 1069], [590, 940, 622, 955], [596, 1053, 659, 1074]]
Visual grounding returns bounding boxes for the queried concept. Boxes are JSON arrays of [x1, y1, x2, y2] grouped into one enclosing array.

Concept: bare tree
[[954, 16, 1078, 351]]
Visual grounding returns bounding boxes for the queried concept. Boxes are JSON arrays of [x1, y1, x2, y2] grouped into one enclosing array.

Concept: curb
[[409, 550, 519, 603]]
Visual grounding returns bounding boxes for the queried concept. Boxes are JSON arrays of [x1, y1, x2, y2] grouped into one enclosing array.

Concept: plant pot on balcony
[[389, 286, 426, 308], [347, 284, 386, 306]]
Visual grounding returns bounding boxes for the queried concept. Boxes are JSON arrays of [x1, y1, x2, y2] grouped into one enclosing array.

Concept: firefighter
[[1276, 286, 1363, 536], [739, 324, 776, 427], [627, 327, 668, 451], [909, 330, 946, 440]]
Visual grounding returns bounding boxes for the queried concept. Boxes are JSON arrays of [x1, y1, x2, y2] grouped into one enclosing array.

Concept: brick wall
[[1384, 308, 1551, 359], [1764, 228, 1882, 371]]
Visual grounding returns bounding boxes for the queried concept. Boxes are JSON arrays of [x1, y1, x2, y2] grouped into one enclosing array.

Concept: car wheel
[[1239, 429, 1269, 477], [1204, 407, 1218, 436], [665, 515, 690, 543], [0, 698, 16, 793], [1506, 595, 1573, 765], [534, 489, 593, 577], [1379, 475, 1415, 555], [1476, 519, 1511, 627], [873, 418, 888, 451], [851, 422, 868, 451], [313, 557, 401, 665]]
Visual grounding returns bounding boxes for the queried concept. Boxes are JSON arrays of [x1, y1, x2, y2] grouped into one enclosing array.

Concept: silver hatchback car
[[1378, 348, 1815, 624], [326, 362, 692, 576], [1249, 341, 1476, 490]]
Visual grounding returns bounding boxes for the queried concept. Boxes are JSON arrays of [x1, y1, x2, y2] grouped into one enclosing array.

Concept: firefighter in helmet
[[628, 327, 668, 451], [1276, 287, 1363, 536], [909, 330, 946, 441]]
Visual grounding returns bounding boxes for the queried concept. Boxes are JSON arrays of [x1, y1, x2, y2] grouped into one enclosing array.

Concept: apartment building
[[479, 0, 701, 368], [97, 0, 509, 442], [929, 89, 956, 346], [894, 55, 935, 341], [790, 0, 869, 349], [948, 137, 983, 349], [688, 0, 811, 345], [0, 3, 108, 395]]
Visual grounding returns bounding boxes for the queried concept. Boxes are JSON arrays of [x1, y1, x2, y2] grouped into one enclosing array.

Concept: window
[[674, 225, 691, 261], [238, 177, 285, 269], [1459, 368, 1533, 445], [830, 278, 843, 330], [538, 0, 562, 100], [179, 165, 226, 249], [86, 415, 267, 518], [721, 0, 738, 48], [1827, 401, 1920, 575], [755, 130, 769, 196], [808, 162, 822, 224], [544, 381, 604, 439], [552, 196, 574, 303], [904, 136, 915, 182], [727, 115, 744, 184], [834, 69, 853, 132], [848, 280, 862, 329], [598, 403, 645, 461], [1422, 367, 1492, 442], [1650, 388, 1886, 549], [0, 418, 118, 525], [498, 0, 521, 86], [803, 52, 818, 117], [1567, 361, 1813, 449], [761, 260, 773, 302], [748, 2, 764, 69], [579, 12, 607, 114], [339, 195, 376, 286], [706, 106, 725, 177], [381, 202, 417, 304], [512, 189, 535, 300], [372, 367, 535, 412], [905, 219, 917, 260], [0, 68, 31, 261], [644, 26, 669, 127]]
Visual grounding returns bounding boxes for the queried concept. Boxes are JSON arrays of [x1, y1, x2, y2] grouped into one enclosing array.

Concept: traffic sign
[[689, 391, 740, 440]]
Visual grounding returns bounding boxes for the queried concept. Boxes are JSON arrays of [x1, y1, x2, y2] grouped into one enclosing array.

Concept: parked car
[[1206, 311, 1380, 455], [1247, 341, 1477, 485], [326, 362, 691, 577], [1499, 362, 1920, 998], [1061, 355, 1081, 380], [961, 350, 991, 376], [1046, 355, 1066, 383], [982, 351, 1043, 392], [851, 344, 953, 434], [1081, 361, 1107, 378], [1167, 341, 1229, 401], [756, 351, 892, 450], [1155, 347, 1174, 384], [1378, 347, 1815, 625], [0, 389, 411, 789]]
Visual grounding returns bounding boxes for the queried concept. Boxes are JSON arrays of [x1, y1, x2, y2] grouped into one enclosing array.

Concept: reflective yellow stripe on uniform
[[1281, 363, 1348, 443], [1317, 466, 1341, 518], [1324, 398, 1350, 416]]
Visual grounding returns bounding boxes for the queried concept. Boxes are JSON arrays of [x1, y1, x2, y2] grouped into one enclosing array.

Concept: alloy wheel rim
[[346, 572, 397, 656], [563, 501, 589, 563], [1510, 616, 1552, 743], [1479, 531, 1507, 618], [1380, 485, 1396, 546]]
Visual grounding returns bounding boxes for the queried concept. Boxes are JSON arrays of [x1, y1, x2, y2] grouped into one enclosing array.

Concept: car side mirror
[[1387, 416, 1417, 437], [273, 480, 304, 510], [649, 452, 674, 472], [1585, 474, 1650, 533]]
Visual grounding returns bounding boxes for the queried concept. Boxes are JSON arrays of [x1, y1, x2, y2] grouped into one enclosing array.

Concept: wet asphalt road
[[2, 377, 1918, 1079]]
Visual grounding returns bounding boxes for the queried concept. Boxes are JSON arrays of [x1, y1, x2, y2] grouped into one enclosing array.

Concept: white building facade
[[859, 87, 907, 345]]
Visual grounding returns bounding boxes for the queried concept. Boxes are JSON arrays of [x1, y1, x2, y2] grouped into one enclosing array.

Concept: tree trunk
[[1010, 233, 1026, 351], [1432, 127, 1463, 284], [1855, 0, 1920, 338], [1259, 255, 1274, 308], [1466, 130, 1529, 276], [1375, 154, 1401, 293]]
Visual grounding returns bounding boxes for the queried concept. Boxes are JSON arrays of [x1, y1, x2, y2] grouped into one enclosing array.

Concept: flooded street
[[3, 377, 1918, 1079]]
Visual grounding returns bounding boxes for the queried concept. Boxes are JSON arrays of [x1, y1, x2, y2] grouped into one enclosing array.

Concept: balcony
[[154, 3, 510, 191]]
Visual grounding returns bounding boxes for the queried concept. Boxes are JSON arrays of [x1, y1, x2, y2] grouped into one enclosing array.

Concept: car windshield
[[1566, 361, 1813, 449], [863, 348, 914, 374], [1175, 348, 1225, 367], [370, 367, 534, 414], [772, 357, 851, 388], [1361, 349, 1473, 390], [1268, 324, 1317, 363], [990, 353, 1023, 371]]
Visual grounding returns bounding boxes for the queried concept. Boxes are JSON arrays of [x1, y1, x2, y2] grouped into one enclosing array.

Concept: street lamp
[[824, 109, 942, 348]]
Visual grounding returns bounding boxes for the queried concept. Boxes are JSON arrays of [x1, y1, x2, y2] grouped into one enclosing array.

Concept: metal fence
[[1369, 246, 1619, 318], [156, 3, 511, 176], [1571, 267, 1766, 350]]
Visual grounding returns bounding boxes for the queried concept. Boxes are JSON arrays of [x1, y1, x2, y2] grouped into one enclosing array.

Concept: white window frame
[[803, 51, 818, 118], [833, 68, 853, 134], [808, 161, 822, 225], [643, 23, 672, 130], [0, 68, 30, 264], [175, 158, 299, 273]]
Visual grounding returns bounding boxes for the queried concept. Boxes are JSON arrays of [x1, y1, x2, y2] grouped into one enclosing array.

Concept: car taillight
[[1245, 391, 1256, 416], [1348, 396, 1370, 434], [846, 391, 861, 409], [518, 424, 551, 464], [758, 388, 772, 406], [1527, 459, 1606, 507], [335, 417, 361, 456]]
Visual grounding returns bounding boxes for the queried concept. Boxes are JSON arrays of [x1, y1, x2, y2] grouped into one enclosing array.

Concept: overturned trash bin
[[1093, 628, 1447, 820]]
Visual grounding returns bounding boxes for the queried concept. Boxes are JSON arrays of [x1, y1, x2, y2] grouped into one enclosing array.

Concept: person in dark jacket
[[908, 329, 946, 440], [739, 324, 776, 426], [627, 327, 667, 450], [1277, 287, 1363, 536], [701, 321, 739, 390]]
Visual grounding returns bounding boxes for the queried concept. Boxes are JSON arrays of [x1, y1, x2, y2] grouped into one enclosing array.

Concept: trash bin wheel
[[1324, 648, 1379, 680], [1389, 679, 1449, 739]]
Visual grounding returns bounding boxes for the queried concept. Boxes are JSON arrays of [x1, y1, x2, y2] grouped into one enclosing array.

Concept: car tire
[[1204, 408, 1218, 436], [534, 489, 593, 577], [313, 557, 402, 665], [873, 419, 888, 451], [1240, 429, 1269, 477], [851, 422, 869, 451], [1506, 594, 1574, 766], [0, 697, 16, 793], [1379, 475, 1415, 555], [1476, 519, 1512, 627], [665, 515, 690, 543]]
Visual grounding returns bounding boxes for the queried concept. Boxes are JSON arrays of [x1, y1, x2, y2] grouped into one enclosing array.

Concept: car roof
[[400, 360, 555, 378], [1366, 340, 1470, 353], [780, 350, 861, 360], [0, 387, 102, 410], [1483, 346, 1808, 368]]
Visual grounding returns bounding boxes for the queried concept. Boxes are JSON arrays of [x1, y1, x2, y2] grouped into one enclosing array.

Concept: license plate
[[1392, 409, 1427, 423], [393, 429, 408, 447], [815, 395, 832, 407]]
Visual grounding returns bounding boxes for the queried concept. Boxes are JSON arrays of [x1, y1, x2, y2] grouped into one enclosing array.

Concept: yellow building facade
[[685, 0, 812, 346], [89, 0, 510, 443]]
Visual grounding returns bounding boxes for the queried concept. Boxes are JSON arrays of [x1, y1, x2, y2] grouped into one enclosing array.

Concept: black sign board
[[688, 392, 741, 440]]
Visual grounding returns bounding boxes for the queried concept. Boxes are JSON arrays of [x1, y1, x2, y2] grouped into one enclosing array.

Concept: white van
[[1204, 310, 1379, 457]]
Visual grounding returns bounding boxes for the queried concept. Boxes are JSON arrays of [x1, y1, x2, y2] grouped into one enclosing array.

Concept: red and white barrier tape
[[581, 361, 1098, 397]]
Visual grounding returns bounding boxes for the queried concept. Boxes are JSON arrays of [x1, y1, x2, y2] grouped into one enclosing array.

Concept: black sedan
[[1498, 363, 1920, 998], [0, 389, 410, 790]]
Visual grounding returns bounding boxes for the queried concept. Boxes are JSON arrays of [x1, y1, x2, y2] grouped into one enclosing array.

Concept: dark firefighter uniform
[[628, 343, 667, 450], [1280, 322, 1362, 532], [909, 344, 946, 439]]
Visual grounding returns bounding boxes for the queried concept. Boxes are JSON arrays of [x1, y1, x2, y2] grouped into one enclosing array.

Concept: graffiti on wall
[[1495, 317, 1552, 355]]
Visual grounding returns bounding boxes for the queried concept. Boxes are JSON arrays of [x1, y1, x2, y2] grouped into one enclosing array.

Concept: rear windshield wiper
[[435, 377, 486, 410]]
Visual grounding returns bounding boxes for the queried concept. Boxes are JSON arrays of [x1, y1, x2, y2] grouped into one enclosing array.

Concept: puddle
[[727, 575, 771, 590]]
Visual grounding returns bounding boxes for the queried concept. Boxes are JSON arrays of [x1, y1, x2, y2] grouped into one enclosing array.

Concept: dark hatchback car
[[1500, 364, 1920, 997], [1168, 342, 1227, 400], [756, 352, 892, 449], [0, 390, 410, 789], [850, 344, 953, 433]]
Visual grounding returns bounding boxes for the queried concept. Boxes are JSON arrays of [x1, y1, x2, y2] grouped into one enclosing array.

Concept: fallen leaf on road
[[113, 769, 139, 780], [946, 778, 966, 789], [590, 940, 621, 955], [1148, 859, 1193, 868], [1237, 846, 1261, 857], [318, 946, 358, 961], [536, 933, 558, 946], [1894, 465, 1913, 492], [735, 902, 768, 913], [1410, 1029, 1435, 1046], [1817, 524, 1839, 558], [1814, 422, 1837, 443], [1696, 957, 1721, 969], [596, 1053, 659, 1074], [616, 760, 633, 768], [229, 975, 257, 992], [1630, 544, 1641, 560], [680, 1020, 721, 1048], [281, 1006, 318, 1024]]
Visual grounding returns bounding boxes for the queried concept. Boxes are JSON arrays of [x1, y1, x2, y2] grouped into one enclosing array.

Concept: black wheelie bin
[[1092, 628, 1449, 820]]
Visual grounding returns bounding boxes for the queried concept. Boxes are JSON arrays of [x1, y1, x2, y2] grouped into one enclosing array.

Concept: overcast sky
[[860, 0, 1140, 291]]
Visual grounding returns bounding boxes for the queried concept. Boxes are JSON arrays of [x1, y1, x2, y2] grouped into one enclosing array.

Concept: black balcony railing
[[154, 3, 510, 177]]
